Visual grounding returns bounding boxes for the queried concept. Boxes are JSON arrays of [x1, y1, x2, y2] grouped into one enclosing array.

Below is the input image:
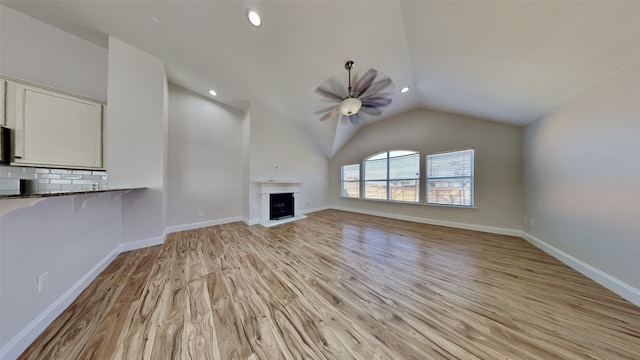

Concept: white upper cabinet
[[7, 79, 104, 169]]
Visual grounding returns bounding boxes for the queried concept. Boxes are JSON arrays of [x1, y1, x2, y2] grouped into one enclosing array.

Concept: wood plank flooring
[[19, 209, 640, 359]]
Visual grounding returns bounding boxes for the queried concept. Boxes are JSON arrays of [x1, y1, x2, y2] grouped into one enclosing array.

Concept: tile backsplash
[[0, 165, 107, 192]]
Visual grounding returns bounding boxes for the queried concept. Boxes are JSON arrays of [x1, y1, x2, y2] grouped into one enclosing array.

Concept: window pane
[[368, 152, 388, 161], [390, 180, 419, 202], [342, 164, 359, 180], [426, 149, 474, 206], [342, 181, 360, 198], [427, 149, 474, 178], [364, 157, 387, 180], [364, 180, 387, 200], [389, 153, 419, 180], [427, 178, 472, 206], [341, 164, 360, 198], [389, 150, 415, 158]]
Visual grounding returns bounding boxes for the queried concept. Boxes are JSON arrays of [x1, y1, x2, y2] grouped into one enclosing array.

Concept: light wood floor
[[19, 210, 640, 359]]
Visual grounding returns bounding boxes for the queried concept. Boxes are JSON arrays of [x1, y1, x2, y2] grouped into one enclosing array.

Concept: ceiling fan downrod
[[338, 60, 363, 116], [345, 60, 355, 98]]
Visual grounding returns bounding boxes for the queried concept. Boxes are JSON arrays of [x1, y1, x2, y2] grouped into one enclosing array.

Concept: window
[[363, 150, 419, 202], [341, 164, 360, 198], [426, 149, 474, 207]]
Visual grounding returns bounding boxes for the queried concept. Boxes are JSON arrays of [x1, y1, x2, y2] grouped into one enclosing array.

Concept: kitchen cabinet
[[7, 79, 104, 169]]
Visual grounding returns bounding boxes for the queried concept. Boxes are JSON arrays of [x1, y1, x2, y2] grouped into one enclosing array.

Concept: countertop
[[0, 187, 146, 200]]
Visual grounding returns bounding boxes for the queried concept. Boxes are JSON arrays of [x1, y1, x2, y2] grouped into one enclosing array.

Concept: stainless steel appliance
[[0, 126, 10, 165]]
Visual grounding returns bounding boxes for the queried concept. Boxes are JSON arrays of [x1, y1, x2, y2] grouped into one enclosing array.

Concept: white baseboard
[[329, 206, 521, 237], [243, 217, 261, 226], [0, 247, 120, 360], [301, 206, 330, 215], [165, 216, 243, 234], [242, 207, 327, 227], [521, 232, 640, 307], [118, 234, 166, 253]]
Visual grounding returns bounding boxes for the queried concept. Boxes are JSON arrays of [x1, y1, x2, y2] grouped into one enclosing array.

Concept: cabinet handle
[[14, 156, 21, 159]]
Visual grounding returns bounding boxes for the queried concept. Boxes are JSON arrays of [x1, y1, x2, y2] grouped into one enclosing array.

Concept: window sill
[[425, 203, 477, 209], [340, 196, 477, 209], [358, 197, 422, 205], [341, 196, 362, 200]]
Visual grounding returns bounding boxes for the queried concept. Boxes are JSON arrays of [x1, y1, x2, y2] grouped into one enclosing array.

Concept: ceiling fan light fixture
[[339, 97, 362, 116]]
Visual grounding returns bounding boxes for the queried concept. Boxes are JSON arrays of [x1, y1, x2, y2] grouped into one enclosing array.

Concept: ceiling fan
[[315, 60, 394, 125]]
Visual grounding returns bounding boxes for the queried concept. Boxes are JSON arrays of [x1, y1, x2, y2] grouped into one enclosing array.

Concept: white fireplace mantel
[[258, 181, 306, 227]]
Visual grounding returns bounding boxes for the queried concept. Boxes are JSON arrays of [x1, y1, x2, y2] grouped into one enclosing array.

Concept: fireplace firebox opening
[[270, 193, 294, 220]]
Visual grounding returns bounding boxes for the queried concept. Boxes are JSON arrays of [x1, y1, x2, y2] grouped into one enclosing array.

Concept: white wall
[[247, 102, 329, 223], [0, 5, 107, 101], [241, 109, 251, 221], [330, 109, 523, 233], [106, 37, 167, 245], [523, 58, 640, 295], [167, 84, 244, 227], [0, 196, 121, 358]]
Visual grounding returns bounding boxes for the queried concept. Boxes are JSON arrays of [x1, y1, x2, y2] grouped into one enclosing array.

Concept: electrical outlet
[[198, 211, 205, 217], [530, 218, 535, 227], [37, 272, 49, 294]]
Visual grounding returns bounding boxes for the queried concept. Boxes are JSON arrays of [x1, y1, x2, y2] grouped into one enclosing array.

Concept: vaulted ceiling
[[4, 1, 640, 157]]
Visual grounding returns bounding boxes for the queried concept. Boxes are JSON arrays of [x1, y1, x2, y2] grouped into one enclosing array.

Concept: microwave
[[0, 126, 10, 164]]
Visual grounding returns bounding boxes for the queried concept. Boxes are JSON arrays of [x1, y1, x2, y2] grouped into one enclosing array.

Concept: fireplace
[[270, 193, 294, 220], [259, 181, 306, 227]]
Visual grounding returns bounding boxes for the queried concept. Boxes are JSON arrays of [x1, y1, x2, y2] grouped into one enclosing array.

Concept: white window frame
[[363, 150, 420, 203], [426, 149, 475, 207], [340, 164, 360, 199]]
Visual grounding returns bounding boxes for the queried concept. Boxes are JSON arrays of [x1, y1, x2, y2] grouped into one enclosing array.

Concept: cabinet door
[[13, 83, 103, 168]]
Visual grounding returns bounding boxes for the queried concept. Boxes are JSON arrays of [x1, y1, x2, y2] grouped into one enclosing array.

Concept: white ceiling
[[4, 1, 640, 157]]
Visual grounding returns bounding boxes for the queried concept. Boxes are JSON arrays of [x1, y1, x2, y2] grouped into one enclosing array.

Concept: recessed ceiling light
[[247, 9, 262, 27], [209, 90, 217, 96], [400, 86, 410, 93]]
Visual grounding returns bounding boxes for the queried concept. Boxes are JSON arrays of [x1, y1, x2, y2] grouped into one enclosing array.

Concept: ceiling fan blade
[[320, 108, 339, 121], [362, 96, 393, 109], [316, 77, 347, 101], [315, 87, 343, 102], [352, 69, 377, 97], [360, 76, 393, 99], [313, 104, 339, 115], [348, 113, 360, 125], [359, 106, 384, 117]]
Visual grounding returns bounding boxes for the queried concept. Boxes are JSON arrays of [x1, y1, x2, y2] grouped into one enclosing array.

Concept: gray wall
[[247, 102, 329, 223], [106, 37, 167, 244], [523, 57, 640, 290], [330, 108, 523, 232], [167, 84, 244, 226]]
